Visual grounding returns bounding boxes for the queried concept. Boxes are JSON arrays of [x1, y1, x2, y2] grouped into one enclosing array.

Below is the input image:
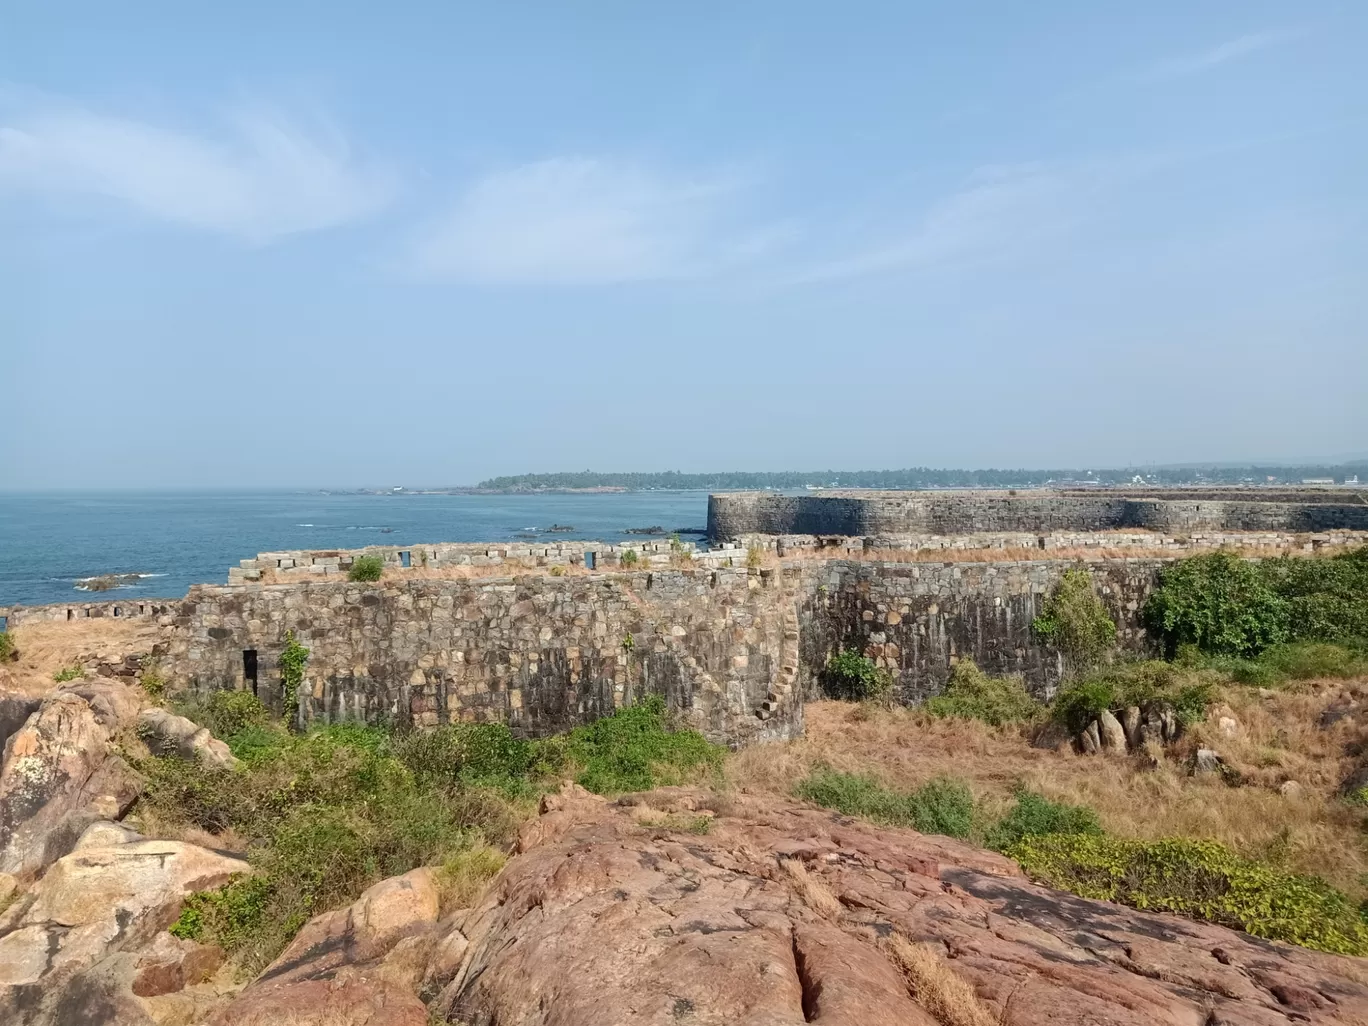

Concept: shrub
[[823, 649, 893, 702], [435, 842, 507, 911], [145, 720, 528, 973], [923, 661, 1040, 726], [1257, 640, 1368, 681], [52, 666, 83, 683], [1260, 547, 1368, 643], [1145, 550, 1289, 656], [175, 690, 270, 742], [0, 632, 15, 661], [1008, 833, 1368, 955], [983, 789, 1102, 852], [278, 630, 309, 724], [794, 768, 975, 839], [348, 554, 385, 582], [1031, 568, 1116, 669], [566, 695, 724, 794], [1050, 662, 1217, 732], [140, 662, 167, 701], [746, 545, 764, 570], [620, 549, 639, 567], [549, 565, 566, 577]]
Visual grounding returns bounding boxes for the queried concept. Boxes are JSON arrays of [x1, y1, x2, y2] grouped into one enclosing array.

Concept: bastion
[[707, 487, 1368, 541]]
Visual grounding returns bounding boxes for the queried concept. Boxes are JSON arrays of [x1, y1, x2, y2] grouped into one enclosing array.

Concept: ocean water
[[0, 491, 711, 608]]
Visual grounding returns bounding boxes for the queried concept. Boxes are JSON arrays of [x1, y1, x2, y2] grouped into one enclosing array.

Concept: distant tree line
[[476, 463, 1367, 492]]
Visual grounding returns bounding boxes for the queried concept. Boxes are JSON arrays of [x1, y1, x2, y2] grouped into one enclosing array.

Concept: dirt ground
[[0, 618, 169, 696]]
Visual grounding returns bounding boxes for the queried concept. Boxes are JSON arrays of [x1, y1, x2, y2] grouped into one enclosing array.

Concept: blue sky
[[3, 1, 1364, 488]]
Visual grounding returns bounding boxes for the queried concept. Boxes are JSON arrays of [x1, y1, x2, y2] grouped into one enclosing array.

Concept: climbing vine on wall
[[278, 630, 310, 728]]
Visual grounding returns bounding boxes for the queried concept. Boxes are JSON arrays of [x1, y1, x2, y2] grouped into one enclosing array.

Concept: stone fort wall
[[707, 490, 1368, 541], [148, 556, 1174, 742]]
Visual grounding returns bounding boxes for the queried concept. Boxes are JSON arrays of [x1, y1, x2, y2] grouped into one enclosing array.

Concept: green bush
[[565, 695, 724, 794], [52, 666, 83, 683], [823, 649, 893, 701], [923, 661, 1041, 726], [1050, 662, 1217, 732], [1031, 568, 1117, 669], [1146, 550, 1293, 657], [620, 549, 639, 567], [983, 789, 1102, 852], [173, 690, 270, 742], [144, 720, 522, 973], [794, 768, 975, 839], [1008, 833, 1368, 955], [348, 554, 385, 582], [1261, 547, 1368, 643], [0, 632, 15, 661]]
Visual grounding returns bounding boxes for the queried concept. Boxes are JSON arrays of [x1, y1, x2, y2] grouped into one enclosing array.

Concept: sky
[[2, 1, 1365, 489]]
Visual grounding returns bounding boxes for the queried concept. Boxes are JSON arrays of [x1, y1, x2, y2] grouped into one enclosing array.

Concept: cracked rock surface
[[434, 785, 1368, 1026]]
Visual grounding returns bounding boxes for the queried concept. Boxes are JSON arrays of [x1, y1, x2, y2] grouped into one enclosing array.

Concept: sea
[[0, 491, 712, 608]]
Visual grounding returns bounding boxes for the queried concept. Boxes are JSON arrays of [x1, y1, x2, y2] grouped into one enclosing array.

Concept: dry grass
[[732, 694, 1368, 900], [0, 618, 168, 697], [885, 934, 999, 1026], [434, 842, 507, 914], [780, 858, 843, 919]]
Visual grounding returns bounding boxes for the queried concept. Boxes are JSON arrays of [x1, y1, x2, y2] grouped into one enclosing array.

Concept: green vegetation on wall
[[1031, 567, 1117, 670], [822, 649, 893, 702], [278, 630, 309, 725], [1145, 547, 1368, 657], [0, 632, 15, 661], [347, 554, 385, 582]]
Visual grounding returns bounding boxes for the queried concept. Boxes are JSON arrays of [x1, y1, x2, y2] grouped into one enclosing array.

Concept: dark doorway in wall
[[400, 551, 411, 568], [67, 609, 74, 621], [243, 649, 259, 695]]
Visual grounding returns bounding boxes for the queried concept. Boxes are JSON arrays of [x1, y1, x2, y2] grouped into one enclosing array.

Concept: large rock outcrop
[[210, 869, 440, 1026], [0, 838, 249, 1025], [0, 680, 142, 878], [431, 785, 1368, 1026]]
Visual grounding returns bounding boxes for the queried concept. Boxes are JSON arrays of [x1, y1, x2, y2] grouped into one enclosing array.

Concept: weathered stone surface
[[1081, 718, 1101, 754], [1121, 705, 1142, 748], [211, 975, 428, 1026], [0, 690, 140, 878], [0, 839, 249, 1025], [75, 819, 143, 850], [1194, 748, 1225, 775], [138, 707, 238, 770], [1097, 708, 1127, 751], [209, 868, 441, 1026], [435, 784, 1368, 1026], [254, 868, 440, 989]]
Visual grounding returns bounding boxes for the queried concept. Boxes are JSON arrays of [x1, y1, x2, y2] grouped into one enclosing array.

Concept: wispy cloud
[[788, 163, 1094, 284], [0, 94, 395, 243], [408, 157, 790, 284], [1142, 28, 1302, 81]]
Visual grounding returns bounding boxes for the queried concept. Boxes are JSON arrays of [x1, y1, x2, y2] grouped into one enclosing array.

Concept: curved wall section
[[707, 490, 1368, 541]]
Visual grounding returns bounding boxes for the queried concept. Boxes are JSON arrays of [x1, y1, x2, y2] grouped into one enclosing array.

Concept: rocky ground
[[5, 620, 1368, 1025], [4, 667, 1368, 1025]]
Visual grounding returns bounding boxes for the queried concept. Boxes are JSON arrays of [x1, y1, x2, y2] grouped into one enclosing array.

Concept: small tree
[[621, 549, 639, 567], [348, 554, 385, 582], [278, 630, 310, 729], [824, 649, 893, 701], [0, 631, 15, 661], [1032, 567, 1116, 671]]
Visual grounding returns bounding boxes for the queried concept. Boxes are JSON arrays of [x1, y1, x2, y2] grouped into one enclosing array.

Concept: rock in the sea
[[431, 783, 1368, 1026], [0, 690, 140, 878], [138, 707, 239, 770], [0, 839, 249, 1025], [1097, 708, 1127, 752]]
